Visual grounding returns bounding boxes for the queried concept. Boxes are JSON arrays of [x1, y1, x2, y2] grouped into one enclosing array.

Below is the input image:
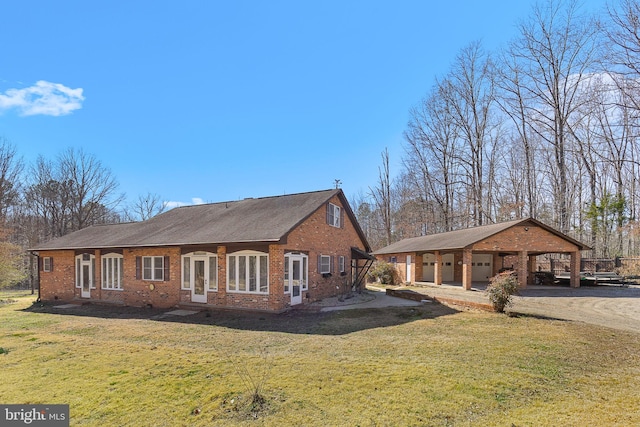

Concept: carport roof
[[372, 218, 589, 255], [31, 189, 371, 251]]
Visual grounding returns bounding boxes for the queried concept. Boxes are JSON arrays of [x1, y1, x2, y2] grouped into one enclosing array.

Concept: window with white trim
[[319, 255, 331, 274], [102, 254, 124, 290], [182, 256, 191, 289], [227, 251, 268, 294], [339, 256, 345, 273], [284, 256, 289, 293], [327, 203, 341, 228], [302, 256, 308, 290], [209, 256, 218, 291], [43, 257, 52, 272], [143, 256, 164, 281]]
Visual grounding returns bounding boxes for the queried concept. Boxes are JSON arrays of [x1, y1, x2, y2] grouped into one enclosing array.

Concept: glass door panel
[[192, 259, 207, 303]]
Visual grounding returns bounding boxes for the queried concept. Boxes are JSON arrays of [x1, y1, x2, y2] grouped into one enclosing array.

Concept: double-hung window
[[327, 203, 341, 228], [143, 256, 164, 281], [319, 255, 331, 274], [102, 254, 124, 290], [227, 251, 268, 294], [43, 257, 52, 272]]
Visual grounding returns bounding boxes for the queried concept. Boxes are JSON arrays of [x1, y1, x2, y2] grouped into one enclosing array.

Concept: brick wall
[[38, 250, 77, 301], [122, 247, 182, 308], [283, 194, 369, 303], [472, 225, 578, 253]]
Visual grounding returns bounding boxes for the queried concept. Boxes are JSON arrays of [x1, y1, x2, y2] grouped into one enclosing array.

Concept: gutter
[[29, 251, 41, 302]]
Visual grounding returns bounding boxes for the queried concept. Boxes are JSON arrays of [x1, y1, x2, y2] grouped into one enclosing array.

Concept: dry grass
[[1, 293, 639, 426]]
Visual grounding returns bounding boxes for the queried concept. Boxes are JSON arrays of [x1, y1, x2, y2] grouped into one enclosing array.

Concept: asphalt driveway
[[366, 284, 640, 334]]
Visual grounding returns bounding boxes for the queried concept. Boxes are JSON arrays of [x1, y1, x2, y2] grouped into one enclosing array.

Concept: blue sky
[[0, 0, 606, 208]]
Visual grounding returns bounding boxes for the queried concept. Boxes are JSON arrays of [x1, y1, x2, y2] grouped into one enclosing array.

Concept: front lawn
[[1, 294, 639, 426]]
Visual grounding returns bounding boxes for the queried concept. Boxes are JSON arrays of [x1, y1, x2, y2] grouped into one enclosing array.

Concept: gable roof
[[373, 217, 589, 255], [31, 189, 370, 251]]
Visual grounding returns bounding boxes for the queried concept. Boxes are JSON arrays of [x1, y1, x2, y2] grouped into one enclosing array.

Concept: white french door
[[76, 254, 94, 298], [285, 254, 308, 306], [191, 256, 208, 303]]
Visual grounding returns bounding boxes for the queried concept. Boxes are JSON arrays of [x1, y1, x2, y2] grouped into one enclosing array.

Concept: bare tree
[[602, 0, 640, 112], [59, 148, 122, 230], [404, 81, 461, 232], [124, 192, 167, 221], [442, 41, 497, 226], [25, 148, 122, 241], [0, 138, 23, 223], [369, 148, 394, 247], [496, 46, 541, 218], [508, 0, 599, 233]]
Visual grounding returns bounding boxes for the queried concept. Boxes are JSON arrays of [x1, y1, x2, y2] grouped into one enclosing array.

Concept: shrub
[[367, 261, 398, 286], [486, 271, 519, 313]]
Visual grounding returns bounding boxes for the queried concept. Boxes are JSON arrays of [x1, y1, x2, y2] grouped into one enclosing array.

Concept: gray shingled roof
[[32, 189, 367, 251], [373, 218, 589, 254]]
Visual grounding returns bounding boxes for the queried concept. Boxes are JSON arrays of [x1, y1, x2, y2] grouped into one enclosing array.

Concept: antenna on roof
[[334, 179, 342, 189]]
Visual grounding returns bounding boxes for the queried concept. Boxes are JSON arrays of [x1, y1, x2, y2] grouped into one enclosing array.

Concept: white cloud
[[164, 198, 206, 209], [0, 80, 84, 116]]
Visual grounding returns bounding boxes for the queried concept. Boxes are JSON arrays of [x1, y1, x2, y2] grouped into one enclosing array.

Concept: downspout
[[30, 251, 41, 302]]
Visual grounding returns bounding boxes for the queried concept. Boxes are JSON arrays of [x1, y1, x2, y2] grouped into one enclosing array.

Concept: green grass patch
[[0, 295, 639, 426]]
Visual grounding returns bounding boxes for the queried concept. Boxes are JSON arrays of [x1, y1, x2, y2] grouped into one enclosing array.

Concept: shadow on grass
[[23, 301, 460, 336]]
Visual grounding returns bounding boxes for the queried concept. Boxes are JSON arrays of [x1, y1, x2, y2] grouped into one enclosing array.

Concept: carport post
[[434, 251, 442, 286], [462, 249, 472, 290], [517, 250, 528, 288], [570, 251, 581, 288], [528, 256, 536, 286]]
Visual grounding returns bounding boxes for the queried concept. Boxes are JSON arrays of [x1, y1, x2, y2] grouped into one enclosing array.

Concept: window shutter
[[164, 256, 170, 281], [50, 258, 54, 272], [136, 256, 141, 280], [317, 255, 322, 273], [340, 207, 344, 229], [330, 256, 334, 274]]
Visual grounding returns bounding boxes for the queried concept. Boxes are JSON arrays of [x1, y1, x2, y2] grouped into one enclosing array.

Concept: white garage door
[[472, 254, 493, 281], [422, 254, 454, 282]]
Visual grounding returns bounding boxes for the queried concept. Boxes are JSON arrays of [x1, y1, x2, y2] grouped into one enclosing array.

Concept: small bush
[[367, 261, 398, 286], [486, 271, 519, 313]]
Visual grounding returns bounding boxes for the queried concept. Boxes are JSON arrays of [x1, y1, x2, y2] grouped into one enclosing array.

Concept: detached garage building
[[373, 218, 590, 289]]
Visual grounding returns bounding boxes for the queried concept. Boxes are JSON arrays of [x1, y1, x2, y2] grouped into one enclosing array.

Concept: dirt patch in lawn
[[25, 300, 460, 335]]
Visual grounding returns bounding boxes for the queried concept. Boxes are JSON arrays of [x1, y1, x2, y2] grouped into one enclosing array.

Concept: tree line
[[357, 0, 640, 258], [0, 143, 167, 288]]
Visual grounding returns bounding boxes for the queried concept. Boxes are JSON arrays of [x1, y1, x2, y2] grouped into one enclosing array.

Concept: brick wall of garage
[[472, 224, 579, 253]]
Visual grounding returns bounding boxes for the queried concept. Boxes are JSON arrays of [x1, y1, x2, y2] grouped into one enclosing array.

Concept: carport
[[373, 218, 590, 289]]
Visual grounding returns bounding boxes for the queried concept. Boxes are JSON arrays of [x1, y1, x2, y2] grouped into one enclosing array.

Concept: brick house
[[373, 218, 590, 289], [30, 189, 373, 312]]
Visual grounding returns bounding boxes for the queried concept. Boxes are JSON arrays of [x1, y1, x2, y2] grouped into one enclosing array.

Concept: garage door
[[472, 254, 493, 281], [422, 254, 454, 282]]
